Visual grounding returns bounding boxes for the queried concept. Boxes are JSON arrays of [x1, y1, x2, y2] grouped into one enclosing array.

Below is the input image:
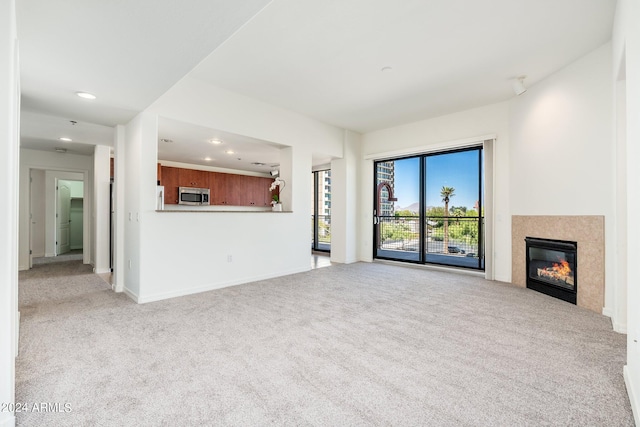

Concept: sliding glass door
[[374, 146, 484, 270], [311, 170, 331, 252], [374, 157, 421, 261]]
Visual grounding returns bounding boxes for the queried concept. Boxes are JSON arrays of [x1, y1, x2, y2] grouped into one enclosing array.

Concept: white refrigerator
[[156, 186, 164, 210]]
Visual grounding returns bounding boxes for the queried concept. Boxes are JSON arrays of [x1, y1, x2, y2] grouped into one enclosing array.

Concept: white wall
[[30, 169, 45, 257], [0, 1, 18, 425], [360, 101, 511, 281], [614, 0, 640, 423], [509, 43, 613, 216], [19, 149, 93, 270], [122, 114, 149, 299], [509, 43, 615, 319], [115, 78, 345, 303]]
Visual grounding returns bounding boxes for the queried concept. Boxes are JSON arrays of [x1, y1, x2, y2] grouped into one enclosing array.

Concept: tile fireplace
[[511, 215, 604, 313]]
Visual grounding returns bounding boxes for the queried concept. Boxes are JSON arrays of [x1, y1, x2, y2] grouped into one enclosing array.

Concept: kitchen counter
[[156, 209, 292, 213]]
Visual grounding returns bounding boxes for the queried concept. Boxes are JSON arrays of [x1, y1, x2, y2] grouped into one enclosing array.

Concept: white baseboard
[[123, 287, 139, 303], [15, 310, 19, 357], [136, 266, 310, 304], [94, 268, 111, 274], [0, 414, 16, 427], [601, 307, 627, 333], [614, 322, 628, 334], [624, 365, 640, 426]]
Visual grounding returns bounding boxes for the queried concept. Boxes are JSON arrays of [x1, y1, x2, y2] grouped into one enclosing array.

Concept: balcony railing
[[311, 214, 331, 251], [377, 215, 484, 267]]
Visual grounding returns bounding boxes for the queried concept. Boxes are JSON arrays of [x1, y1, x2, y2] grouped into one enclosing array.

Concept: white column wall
[[614, 77, 628, 333], [614, 0, 640, 423], [93, 145, 111, 273], [123, 114, 156, 299], [0, 1, 18, 425], [114, 125, 126, 292], [331, 130, 361, 264]]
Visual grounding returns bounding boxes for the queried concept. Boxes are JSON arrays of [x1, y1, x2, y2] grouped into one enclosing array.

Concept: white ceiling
[[158, 118, 284, 173], [17, 0, 616, 162], [190, 0, 616, 133]]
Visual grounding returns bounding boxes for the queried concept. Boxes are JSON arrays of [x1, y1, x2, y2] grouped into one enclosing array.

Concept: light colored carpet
[[32, 250, 83, 265], [17, 261, 633, 426]]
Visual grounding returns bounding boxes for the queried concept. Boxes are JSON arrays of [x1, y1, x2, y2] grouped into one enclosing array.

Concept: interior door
[[57, 181, 71, 255]]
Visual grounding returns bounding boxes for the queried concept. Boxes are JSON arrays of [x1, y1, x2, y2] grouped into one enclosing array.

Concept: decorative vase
[[272, 203, 282, 212]]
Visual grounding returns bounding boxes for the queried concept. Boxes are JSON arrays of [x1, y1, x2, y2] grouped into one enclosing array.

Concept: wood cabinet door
[[179, 168, 209, 188], [160, 166, 180, 204], [255, 177, 274, 207], [227, 174, 247, 206], [210, 172, 228, 205]]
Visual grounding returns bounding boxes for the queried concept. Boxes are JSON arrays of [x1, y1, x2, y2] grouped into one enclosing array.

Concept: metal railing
[[377, 215, 483, 258], [311, 215, 331, 250]]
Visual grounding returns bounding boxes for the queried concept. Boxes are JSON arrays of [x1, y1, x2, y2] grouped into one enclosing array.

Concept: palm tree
[[440, 186, 455, 254]]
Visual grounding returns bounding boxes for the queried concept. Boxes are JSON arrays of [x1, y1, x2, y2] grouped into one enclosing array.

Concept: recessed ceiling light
[[225, 150, 234, 155], [76, 91, 96, 100], [204, 157, 213, 161], [59, 137, 72, 142], [210, 139, 223, 145], [55, 147, 67, 153]]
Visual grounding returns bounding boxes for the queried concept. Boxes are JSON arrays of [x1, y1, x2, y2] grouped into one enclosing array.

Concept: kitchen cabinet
[[179, 168, 209, 188], [210, 172, 228, 205], [247, 176, 274, 207], [209, 172, 274, 206], [160, 166, 180, 204], [161, 165, 276, 208]]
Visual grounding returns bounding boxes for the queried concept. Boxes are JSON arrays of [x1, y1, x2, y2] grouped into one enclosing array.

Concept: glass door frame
[[312, 169, 331, 253], [373, 145, 484, 271]]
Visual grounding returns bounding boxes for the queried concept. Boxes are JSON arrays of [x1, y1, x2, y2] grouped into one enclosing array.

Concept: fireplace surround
[[525, 237, 577, 304], [511, 215, 604, 313]]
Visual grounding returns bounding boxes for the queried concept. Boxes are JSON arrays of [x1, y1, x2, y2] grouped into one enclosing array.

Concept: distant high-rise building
[[376, 161, 395, 216], [318, 170, 331, 217]]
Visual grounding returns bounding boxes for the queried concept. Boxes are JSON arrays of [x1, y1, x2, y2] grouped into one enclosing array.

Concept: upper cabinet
[[160, 165, 274, 207], [179, 168, 209, 188], [161, 166, 180, 205]]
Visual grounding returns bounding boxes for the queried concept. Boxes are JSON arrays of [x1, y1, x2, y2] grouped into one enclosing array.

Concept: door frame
[[28, 168, 90, 265], [373, 145, 486, 271]]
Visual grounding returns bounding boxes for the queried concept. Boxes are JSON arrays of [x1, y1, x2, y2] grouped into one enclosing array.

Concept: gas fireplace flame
[[552, 260, 571, 276], [536, 258, 574, 287]]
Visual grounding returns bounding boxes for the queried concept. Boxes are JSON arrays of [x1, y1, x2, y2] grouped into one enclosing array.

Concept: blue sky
[[391, 150, 481, 210]]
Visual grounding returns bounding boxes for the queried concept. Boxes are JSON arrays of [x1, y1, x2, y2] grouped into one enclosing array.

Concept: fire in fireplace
[[525, 237, 577, 304]]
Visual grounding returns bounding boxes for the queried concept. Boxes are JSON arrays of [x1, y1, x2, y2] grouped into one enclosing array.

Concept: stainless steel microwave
[[178, 187, 210, 206]]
